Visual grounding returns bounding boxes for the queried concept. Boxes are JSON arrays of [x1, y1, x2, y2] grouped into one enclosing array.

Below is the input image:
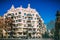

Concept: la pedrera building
[[4, 4, 46, 38]]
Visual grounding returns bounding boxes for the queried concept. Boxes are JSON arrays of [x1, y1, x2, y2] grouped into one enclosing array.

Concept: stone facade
[[4, 4, 46, 38]]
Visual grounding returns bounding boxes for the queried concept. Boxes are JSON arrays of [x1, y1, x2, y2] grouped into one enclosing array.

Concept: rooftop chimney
[[28, 4, 30, 8]]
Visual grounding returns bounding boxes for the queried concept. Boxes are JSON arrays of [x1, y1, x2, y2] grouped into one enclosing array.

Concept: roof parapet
[[11, 5, 15, 9]]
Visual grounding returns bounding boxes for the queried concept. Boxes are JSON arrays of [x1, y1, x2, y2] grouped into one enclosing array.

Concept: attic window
[[15, 13, 17, 15], [7, 14, 11, 16], [19, 12, 21, 14]]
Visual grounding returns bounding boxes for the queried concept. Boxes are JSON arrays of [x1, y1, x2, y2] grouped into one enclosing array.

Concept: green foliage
[[42, 32, 50, 38]]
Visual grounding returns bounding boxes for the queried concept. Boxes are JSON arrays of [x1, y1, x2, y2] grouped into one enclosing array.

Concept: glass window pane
[[24, 13, 26, 16], [19, 12, 21, 14]]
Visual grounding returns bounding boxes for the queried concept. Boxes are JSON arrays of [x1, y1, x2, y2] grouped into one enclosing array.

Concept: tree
[[54, 11, 60, 40], [42, 31, 50, 38], [50, 28, 55, 38], [46, 20, 55, 30]]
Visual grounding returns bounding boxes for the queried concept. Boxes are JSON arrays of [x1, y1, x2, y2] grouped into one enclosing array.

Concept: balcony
[[32, 29, 36, 33], [27, 26, 33, 28], [15, 30, 23, 33], [37, 31, 40, 33], [27, 24, 33, 28], [23, 29, 27, 32], [27, 21, 31, 24], [28, 28, 33, 33], [27, 17, 33, 21], [14, 29, 23, 32], [23, 26, 28, 28], [27, 14, 32, 17], [6, 30, 11, 33], [13, 34, 17, 37], [13, 25, 23, 28], [13, 32, 22, 37], [28, 31, 33, 33], [13, 26, 20, 28]]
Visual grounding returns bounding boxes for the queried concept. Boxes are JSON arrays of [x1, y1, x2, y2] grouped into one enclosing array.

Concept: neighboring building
[[0, 16, 6, 38], [0, 16, 14, 38], [4, 4, 46, 38]]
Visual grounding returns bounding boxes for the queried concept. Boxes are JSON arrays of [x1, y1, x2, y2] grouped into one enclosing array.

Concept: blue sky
[[0, 0, 60, 24]]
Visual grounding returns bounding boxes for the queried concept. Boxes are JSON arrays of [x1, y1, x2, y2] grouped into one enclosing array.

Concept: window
[[27, 14, 32, 16], [16, 19, 21, 22], [23, 20, 25, 23], [37, 18, 39, 20], [19, 12, 21, 14], [28, 17, 33, 20], [33, 32, 35, 35], [18, 15, 21, 18], [32, 21, 35, 24], [15, 24, 18, 27], [13, 28, 18, 31], [25, 17, 27, 19], [14, 17, 16, 19], [35, 18, 36, 20], [11, 13, 14, 16], [0, 30, 2, 32], [33, 28, 36, 31], [36, 14, 39, 18], [36, 14, 38, 17], [13, 33, 16, 35], [24, 25, 26, 27], [18, 32, 22, 35], [18, 23, 22, 26], [24, 13, 26, 16], [7, 14, 11, 16], [37, 29, 40, 31], [27, 21, 31, 23], [23, 32, 26, 35], [32, 14, 34, 16], [5, 15, 7, 17], [16, 16, 18, 18], [37, 25, 39, 27], [18, 19, 21, 22], [22, 16, 24, 19], [15, 13, 17, 15], [28, 24, 32, 27], [16, 20, 18, 22], [39, 23, 41, 25], [28, 28, 32, 31]]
